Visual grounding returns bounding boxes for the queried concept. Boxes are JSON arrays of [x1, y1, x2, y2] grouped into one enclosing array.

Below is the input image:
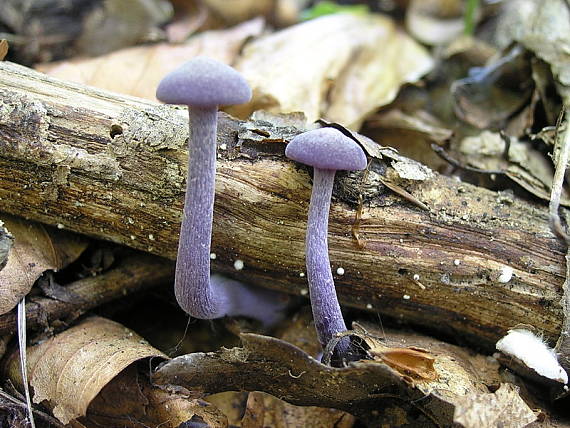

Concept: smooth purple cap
[[285, 128, 367, 171], [156, 57, 252, 108]]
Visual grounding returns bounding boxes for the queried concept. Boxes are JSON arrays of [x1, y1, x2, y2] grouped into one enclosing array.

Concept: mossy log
[[0, 61, 565, 349]]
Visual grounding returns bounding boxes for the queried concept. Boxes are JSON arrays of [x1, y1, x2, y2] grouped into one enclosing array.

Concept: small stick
[[0, 254, 174, 335], [549, 107, 570, 245]]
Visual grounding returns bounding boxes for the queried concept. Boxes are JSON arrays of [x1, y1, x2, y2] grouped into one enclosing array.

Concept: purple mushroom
[[157, 57, 286, 326], [285, 127, 367, 358]]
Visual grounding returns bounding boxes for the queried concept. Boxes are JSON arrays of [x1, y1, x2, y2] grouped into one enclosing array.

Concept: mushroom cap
[[285, 128, 367, 171], [156, 57, 252, 108]]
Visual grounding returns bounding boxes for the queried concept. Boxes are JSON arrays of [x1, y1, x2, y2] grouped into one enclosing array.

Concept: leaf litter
[[2, 0, 570, 426]]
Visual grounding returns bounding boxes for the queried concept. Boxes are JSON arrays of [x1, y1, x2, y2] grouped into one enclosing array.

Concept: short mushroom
[[285, 127, 367, 359], [157, 57, 286, 325]]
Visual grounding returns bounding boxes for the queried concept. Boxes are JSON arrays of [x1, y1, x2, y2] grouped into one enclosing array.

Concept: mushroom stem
[[306, 168, 350, 356], [175, 106, 222, 318], [175, 107, 287, 325]]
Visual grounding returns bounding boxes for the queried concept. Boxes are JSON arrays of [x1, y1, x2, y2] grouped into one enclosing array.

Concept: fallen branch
[[0, 254, 174, 335], [0, 61, 565, 349]]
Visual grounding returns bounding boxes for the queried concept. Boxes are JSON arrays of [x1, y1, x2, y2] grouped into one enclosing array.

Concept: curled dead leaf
[[0, 221, 13, 272], [497, 0, 570, 103], [453, 383, 537, 428], [368, 346, 438, 384], [232, 13, 433, 128], [5, 317, 167, 424], [0, 39, 8, 61], [83, 365, 228, 428], [154, 325, 511, 426]]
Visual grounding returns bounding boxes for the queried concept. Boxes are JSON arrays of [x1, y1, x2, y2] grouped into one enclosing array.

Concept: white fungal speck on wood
[[497, 266, 513, 283], [413, 273, 420, 281], [56, 223, 64, 229], [300, 288, 308, 296], [366, 303, 373, 309], [210, 252, 217, 260], [234, 259, 244, 270], [453, 259, 460, 266], [336, 267, 345, 275], [496, 329, 568, 384], [299, 272, 305, 277], [403, 294, 411, 300]]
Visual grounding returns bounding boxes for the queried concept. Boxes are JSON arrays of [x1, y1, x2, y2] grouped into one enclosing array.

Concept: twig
[[17, 297, 35, 428], [548, 107, 570, 245], [379, 177, 430, 211], [0, 254, 174, 335], [0, 387, 63, 427]]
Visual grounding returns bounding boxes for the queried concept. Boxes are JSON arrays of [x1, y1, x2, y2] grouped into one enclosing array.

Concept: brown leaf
[[368, 346, 438, 383], [153, 329, 495, 425], [211, 309, 355, 427], [457, 131, 570, 206], [5, 317, 167, 424], [0, 39, 8, 61], [36, 18, 264, 102], [453, 383, 537, 428], [0, 214, 88, 315], [81, 365, 227, 428], [231, 13, 433, 129], [242, 391, 355, 428], [203, 0, 274, 24], [406, 0, 466, 46], [452, 45, 533, 130], [0, 220, 13, 272], [496, 0, 570, 103]]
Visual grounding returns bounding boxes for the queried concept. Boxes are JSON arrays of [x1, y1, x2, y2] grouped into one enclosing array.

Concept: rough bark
[[0, 61, 565, 350]]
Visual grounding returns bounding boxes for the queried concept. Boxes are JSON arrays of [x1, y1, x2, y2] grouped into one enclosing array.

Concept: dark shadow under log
[[0, 61, 565, 350]]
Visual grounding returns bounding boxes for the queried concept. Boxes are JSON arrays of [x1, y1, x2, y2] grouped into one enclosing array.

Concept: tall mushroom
[[285, 127, 367, 358], [157, 57, 285, 325]]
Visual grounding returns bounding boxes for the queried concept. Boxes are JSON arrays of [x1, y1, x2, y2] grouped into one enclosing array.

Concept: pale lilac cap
[[285, 128, 367, 171], [156, 57, 252, 108]]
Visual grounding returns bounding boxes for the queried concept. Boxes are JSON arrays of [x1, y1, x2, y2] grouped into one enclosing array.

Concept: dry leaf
[[369, 109, 453, 143], [0, 214, 88, 315], [203, 0, 274, 24], [368, 346, 438, 383], [406, 0, 466, 46], [5, 317, 167, 424], [496, 0, 570, 103], [81, 365, 227, 428], [208, 309, 354, 428], [453, 383, 537, 428], [452, 45, 533, 130], [37, 18, 265, 102], [243, 391, 355, 428], [232, 13, 433, 128], [458, 131, 570, 206], [154, 327, 504, 426], [353, 323, 532, 425], [0, 39, 8, 61], [0, 220, 13, 272], [74, 0, 172, 57]]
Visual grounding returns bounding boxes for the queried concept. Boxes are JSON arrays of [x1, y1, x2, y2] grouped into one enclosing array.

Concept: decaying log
[[0, 254, 174, 336], [0, 61, 566, 350]]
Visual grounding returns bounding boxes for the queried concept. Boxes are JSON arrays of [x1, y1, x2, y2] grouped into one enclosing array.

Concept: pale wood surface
[[0, 61, 565, 349]]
